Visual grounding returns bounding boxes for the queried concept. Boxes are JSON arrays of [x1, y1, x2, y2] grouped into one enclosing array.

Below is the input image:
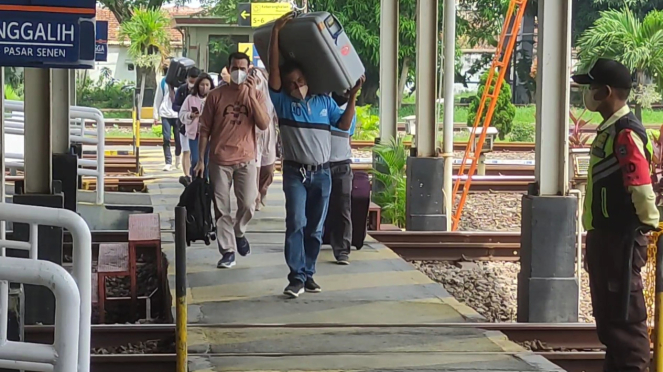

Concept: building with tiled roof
[[90, 5, 202, 83]]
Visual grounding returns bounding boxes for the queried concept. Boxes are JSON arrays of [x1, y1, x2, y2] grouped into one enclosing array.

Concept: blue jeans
[[282, 163, 332, 284], [189, 137, 210, 179], [161, 118, 181, 164]]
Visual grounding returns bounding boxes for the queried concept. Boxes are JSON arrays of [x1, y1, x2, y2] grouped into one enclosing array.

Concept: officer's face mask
[[583, 86, 607, 112]]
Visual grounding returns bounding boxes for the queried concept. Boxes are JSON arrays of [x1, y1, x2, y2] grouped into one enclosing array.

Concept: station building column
[[405, 0, 448, 231], [13, 69, 64, 325], [52, 69, 78, 212], [517, 0, 579, 322], [373, 0, 399, 199]]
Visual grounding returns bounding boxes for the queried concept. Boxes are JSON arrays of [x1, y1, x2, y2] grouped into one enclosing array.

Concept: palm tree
[[119, 7, 171, 121], [575, 7, 663, 119]]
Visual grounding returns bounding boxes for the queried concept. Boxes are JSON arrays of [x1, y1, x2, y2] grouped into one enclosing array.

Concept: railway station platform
[[138, 148, 565, 372]]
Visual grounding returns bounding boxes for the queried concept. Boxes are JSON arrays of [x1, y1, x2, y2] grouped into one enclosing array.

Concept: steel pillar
[[23, 68, 52, 195], [441, 0, 456, 230], [414, 0, 438, 157], [378, 0, 398, 141], [518, 0, 578, 323]]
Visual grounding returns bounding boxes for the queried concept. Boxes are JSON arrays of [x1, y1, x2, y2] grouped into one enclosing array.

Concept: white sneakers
[[175, 155, 181, 170], [163, 164, 173, 171]]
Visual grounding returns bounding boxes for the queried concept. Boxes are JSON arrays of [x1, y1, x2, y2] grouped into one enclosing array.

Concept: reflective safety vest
[[582, 111, 653, 231]]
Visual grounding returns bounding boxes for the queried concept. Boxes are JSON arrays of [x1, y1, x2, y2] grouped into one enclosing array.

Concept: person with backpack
[[194, 52, 271, 269], [173, 67, 201, 186], [154, 65, 182, 171], [180, 73, 215, 180]]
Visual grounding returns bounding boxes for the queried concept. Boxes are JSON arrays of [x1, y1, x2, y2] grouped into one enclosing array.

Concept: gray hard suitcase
[[253, 11, 365, 95]]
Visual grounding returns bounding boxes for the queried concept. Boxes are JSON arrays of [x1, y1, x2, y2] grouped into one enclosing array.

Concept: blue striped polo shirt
[[269, 89, 354, 166], [330, 104, 356, 162]]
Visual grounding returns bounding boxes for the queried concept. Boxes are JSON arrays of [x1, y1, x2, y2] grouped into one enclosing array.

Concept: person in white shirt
[[153, 65, 182, 171]]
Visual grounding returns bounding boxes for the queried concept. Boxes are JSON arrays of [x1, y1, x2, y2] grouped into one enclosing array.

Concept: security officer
[[573, 58, 659, 372]]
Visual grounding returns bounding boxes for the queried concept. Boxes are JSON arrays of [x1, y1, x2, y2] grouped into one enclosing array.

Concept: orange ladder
[[450, 0, 529, 231]]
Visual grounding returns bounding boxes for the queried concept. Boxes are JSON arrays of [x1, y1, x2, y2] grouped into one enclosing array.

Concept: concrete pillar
[[517, 0, 578, 322], [51, 69, 70, 155], [378, 0, 398, 141], [69, 70, 77, 106], [52, 69, 78, 212], [441, 0, 456, 230], [406, 0, 446, 231], [23, 68, 52, 194], [414, 0, 438, 157]]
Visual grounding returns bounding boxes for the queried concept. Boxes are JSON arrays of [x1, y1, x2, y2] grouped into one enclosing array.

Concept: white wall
[[87, 45, 183, 83]]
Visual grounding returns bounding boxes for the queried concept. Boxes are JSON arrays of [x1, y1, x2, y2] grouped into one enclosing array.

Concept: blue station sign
[[95, 20, 108, 62], [0, 0, 96, 69]]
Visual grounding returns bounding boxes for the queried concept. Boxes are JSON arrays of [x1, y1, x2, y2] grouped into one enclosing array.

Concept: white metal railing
[[3, 100, 106, 204], [0, 203, 92, 372], [0, 257, 80, 372]]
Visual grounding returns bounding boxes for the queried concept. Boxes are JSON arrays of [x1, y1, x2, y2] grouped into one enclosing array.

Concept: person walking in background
[[173, 67, 201, 185], [194, 52, 271, 269], [326, 90, 356, 265], [154, 65, 182, 171], [180, 73, 215, 180], [268, 13, 362, 298], [252, 67, 278, 211]]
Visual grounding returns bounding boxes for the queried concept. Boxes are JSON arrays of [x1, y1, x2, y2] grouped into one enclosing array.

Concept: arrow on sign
[[241, 10, 250, 19]]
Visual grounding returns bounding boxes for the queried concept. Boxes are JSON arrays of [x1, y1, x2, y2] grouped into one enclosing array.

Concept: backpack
[[177, 178, 216, 246]]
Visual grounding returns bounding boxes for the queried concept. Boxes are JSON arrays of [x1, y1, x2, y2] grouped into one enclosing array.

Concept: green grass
[[105, 128, 160, 138], [371, 103, 663, 125]]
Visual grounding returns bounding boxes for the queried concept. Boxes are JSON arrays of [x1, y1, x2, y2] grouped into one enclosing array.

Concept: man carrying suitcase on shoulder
[[572, 58, 659, 372], [268, 12, 363, 298]]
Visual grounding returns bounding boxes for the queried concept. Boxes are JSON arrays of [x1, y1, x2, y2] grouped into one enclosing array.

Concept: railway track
[[104, 136, 540, 152], [368, 231, 586, 261]]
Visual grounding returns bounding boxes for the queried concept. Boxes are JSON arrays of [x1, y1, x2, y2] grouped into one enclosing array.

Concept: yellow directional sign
[[250, 3, 292, 27], [238, 43, 254, 61], [240, 10, 250, 20]]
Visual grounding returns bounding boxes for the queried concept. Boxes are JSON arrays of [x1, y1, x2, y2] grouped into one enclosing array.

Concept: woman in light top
[[179, 73, 215, 179], [251, 67, 278, 210]]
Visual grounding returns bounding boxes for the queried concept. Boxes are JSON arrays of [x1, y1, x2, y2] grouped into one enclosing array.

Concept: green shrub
[[371, 137, 407, 228], [3, 84, 22, 100], [77, 75, 133, 109], [509, 122, 535, 142], [151, 125, 163, 137], [467, 69, 516, 140], [353, 105, 379, 140]]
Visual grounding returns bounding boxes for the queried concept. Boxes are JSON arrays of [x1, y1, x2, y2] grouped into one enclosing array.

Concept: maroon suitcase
[[323, 171, 371, 249]]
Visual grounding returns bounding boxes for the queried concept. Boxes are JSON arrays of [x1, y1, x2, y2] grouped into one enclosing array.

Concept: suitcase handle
[[324, 14, 344, 42]]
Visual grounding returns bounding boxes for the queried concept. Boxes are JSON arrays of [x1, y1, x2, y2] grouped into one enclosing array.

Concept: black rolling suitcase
[[323, 171, 371, 249]]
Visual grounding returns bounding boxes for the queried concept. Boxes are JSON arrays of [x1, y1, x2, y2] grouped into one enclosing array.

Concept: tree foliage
[[119, 7, 171, 70], [98, 0, 166, 24], [466, 69, 516, 140], [575, 7, 663, 92]]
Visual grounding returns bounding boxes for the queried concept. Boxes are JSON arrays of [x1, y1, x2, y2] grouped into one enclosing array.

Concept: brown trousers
[[586, 229, 650, 372]]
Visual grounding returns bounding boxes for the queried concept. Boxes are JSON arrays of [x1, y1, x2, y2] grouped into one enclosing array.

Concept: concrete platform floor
[[137, 148, 565, 372]]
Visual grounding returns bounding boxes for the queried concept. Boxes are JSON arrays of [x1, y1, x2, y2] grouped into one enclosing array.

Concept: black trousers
[[586, 229, 650, 372], [326, 162, 353, 257]]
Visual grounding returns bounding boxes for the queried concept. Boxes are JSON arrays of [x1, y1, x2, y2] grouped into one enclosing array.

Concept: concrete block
[[406, 157, 447, 231]]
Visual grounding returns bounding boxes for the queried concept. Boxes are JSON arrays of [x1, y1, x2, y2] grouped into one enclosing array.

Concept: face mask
[[583, 88, 601, 112], [291, 85, 309, 100], [231, 70, 247, 85], [199, 87, 209, 97], [187, 82, 194, 89]]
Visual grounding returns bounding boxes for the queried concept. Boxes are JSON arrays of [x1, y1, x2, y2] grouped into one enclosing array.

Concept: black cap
[[571, 58, 634, 90]]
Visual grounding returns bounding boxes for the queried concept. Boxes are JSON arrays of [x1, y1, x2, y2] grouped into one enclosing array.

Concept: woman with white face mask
[[179, 73, 215, 180]]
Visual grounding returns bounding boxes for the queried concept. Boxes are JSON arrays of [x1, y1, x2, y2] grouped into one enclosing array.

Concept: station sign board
[[0, 0, 96, 69], [237, 2, 292, 28], [95, 20, 108, 62]]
